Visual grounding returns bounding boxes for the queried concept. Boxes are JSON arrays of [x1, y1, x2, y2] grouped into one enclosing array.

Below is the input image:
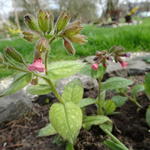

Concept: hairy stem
[[101, 127, 129, 150], [34, 73, 63, 103], [97, 78, 104, 115], [45, 50, 49, 75], [44, 35, 56, 75]]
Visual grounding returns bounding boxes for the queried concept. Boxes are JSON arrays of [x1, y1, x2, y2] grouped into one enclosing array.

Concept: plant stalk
[[101, 128, 129, 150], [44, 35, 56, 75], [34, 73, 63, 103]]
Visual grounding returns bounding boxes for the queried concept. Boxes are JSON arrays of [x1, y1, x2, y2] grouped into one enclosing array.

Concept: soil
[[0, 75, 150, 150]]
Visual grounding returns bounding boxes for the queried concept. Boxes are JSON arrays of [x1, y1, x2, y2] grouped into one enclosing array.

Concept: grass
[[0, 18, 150, 78]]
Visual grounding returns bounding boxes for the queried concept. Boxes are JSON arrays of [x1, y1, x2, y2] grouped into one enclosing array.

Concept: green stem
[[34, 73, 63, 103], [66, 143, 74, 150], [49, 35, 56, 44], [45, 50, 49, 75], [44, 35, 56, 75], [97, 77, 104, 115], [8, 65, 29, 73], [121, 91, 142, 108], [130, 96, 142, 108], [101, 128, 129, 150]]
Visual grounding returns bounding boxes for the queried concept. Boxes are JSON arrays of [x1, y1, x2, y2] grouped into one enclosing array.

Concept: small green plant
[[80, 46, 133, 150]]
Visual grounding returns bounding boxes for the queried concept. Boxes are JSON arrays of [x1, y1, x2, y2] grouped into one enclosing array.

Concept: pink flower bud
[[28, 58, 45, 72], [103, 63, 107, 68], [91, 63, 99, 70], [120, 61, 128, 68]]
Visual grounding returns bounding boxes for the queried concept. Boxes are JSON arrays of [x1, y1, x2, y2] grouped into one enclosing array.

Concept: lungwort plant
[[79, 46, 135, 150], [0, 10, 87, 149]]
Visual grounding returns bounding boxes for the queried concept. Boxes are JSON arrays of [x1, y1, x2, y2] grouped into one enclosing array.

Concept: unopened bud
[[38, 10, 49, 33], [63, 38, 75, 55], [91, 63, 99, 70], [23, 31, 34, 42], [119, 61, 128, 68], [24, 15, 39, 32], [56, 11, 70, 33], [96, 51, 102, 56], [103, 63, 107, 68], [48, 11, 54, 33], [34, 50, 41, 59], [36, 38, 49, 53], [5, 48, 25, 64], [102, 59, 107, 68], [68, 34, 87, 44], [31, 77, 38, 85], [62, 21, 83, 37]]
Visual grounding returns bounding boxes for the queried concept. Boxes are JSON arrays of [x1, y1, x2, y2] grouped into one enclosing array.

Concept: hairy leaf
[[62, 80, 83, 104], [102, 77, 133, 91], [0, 72, 32, 97], [79, 98, 96, 108], [47, 61, 84, 80], [49, 102, 82, 144], [112, 96, 128, 107], [38, 123, 57, 137], [27, 84, 51, 95], [83, 115, 111, 130]]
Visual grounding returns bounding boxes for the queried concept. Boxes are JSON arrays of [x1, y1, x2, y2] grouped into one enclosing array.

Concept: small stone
[[56, 74, 98, 94]]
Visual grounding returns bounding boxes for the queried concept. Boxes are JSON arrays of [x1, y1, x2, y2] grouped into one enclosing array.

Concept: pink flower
[[91, 63, 99, 70], [120, 61, 128, 68], [28, 58, 45, 72]]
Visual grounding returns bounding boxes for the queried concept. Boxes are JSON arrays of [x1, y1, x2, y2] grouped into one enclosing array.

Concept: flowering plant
[[79, 46, 133, 150], [0, 10, 149, 150], [0, 10, 87, 149]]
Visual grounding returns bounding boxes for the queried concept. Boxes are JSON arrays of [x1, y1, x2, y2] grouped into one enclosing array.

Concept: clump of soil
[[0, 75, 150, 150]]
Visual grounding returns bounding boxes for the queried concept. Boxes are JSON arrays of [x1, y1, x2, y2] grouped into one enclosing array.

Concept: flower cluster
[[22, 10, 87, 73], [91, 46, 130, 70]]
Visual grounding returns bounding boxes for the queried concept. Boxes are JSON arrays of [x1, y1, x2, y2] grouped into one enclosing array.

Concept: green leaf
[[79, 65, 92, 76], [102, 77, 133, 91], [91, 64, 106, 79], [112, 96, 128, 107], [49, 102, 82, 144], [0, 72, 32, 97], [79, 98, 96, 108], [144, 73, 150, 100], [100, 122, 113, 133], [47, 61, 84, 80], [27, 84, 51, 95], [131, 84, 145, 96], [146, 106, 150, 127], [83, 115, 111, 130], [104, 100, 116, 115], [104, 139, 128, 150], [98, 100, 117, 115], [62, 80, 83, 104], [38, 123, 57, 137]]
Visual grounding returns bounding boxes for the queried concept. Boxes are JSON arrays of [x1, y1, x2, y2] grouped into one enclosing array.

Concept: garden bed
[[0, 75, 150, 150]]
